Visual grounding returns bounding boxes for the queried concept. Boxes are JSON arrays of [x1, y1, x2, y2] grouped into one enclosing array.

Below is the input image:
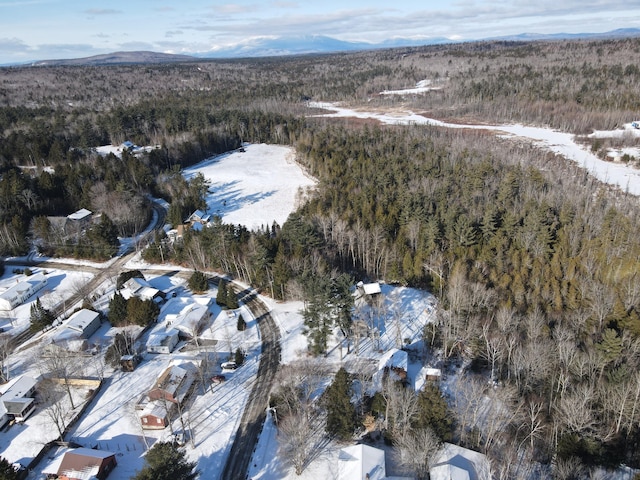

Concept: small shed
[[120, 354, 142, 372], [57, 448, 117, 480], [425, 367, 442, 383]]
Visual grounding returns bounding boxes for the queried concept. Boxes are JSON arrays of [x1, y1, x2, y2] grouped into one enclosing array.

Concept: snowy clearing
[[183, 143, 316, 230]]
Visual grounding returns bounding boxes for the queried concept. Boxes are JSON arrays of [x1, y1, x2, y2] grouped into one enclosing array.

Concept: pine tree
[[133, 442, 198, 480], [324, 367, 356, 440], [30, 298, 55, 332], [234, 347, 245, 366], [108, 292, 127, 326], [237, 314, 246, 331], [216, 279, 228, 307], [0, 456, 22, 480], [414, 383, 453, 441], [226, 287, 239, 309], [187, 270, 208, 293]]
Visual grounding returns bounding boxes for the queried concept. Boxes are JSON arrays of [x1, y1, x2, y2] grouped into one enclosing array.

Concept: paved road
[[221, 285, 281, 480]]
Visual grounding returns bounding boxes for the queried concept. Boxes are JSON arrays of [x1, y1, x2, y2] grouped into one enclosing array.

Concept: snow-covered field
[[310, 102, 640, 196], [183, 143, 316, 230]]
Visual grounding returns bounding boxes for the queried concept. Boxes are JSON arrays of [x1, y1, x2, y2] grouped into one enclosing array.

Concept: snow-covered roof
[[363, 282, 382, 295], [430, 443, 491, 480], [0, 273, 47, 303], [377, 348, 408, 371], [66, 309, 99, 333], [1, 375, 37, 400], [162, 297, 211, 334], [338, 444, 386, 480], [67, 208, 92, 221]]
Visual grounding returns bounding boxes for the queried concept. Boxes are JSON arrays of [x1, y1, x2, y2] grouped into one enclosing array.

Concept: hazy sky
[[0, 0, 639, 63]]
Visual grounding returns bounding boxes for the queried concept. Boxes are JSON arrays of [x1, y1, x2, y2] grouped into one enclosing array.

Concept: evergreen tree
[[133, 441, 198, 480], [324, 367, 356, 440], [108, 292, 127, 326], [302, 274, 332, 355], [234, 347, 245, 366], [216, 279, 228, 307], [188, 270, 208, 293], [126, 297, 160, 327], [30, 298, 55, 332], [237, 314, 246, 331], [0, 456, 22, 480], [226, 287, 239, 309], [413, 383, 453, 441]]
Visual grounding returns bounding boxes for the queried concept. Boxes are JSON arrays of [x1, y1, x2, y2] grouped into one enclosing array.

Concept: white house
[[49, 309, 101, 352], [163, 298, 212, 339], [1, 375, 38, 422], [430, 443, 492, 480], [146, 329, 180, 354], [338, 444, 386, 480], [0, 273, 48, 311], [122, 277, 164, 303]]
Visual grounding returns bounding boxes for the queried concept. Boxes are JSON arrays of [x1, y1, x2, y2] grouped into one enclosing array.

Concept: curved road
[[221, 285, 281, 480]]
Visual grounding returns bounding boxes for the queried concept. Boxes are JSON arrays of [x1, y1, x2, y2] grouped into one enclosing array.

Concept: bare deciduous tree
[[394, 427, 441, 480]]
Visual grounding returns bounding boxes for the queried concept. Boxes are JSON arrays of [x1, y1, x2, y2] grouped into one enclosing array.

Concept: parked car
[[211, 374, 226, 384], [221, 361, 237, 371]]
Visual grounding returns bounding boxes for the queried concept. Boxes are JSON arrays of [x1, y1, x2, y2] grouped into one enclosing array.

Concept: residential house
[[187, 209, 211, 226], [146, 329, 180, 354], [64, 208, 93, 241], [122, 277, 165, 304], [162, 297, 212, 340], [48, 309, 101, 352], [138, 363, 196, 430], [0, 273, 48, 311], [56, 448, 117, 480], [373, 348, 409, 391], [429, 443, 492, 480], [1, 375, 38, 422], [338, 444, 386, 480], [147, 364, 195, 405]]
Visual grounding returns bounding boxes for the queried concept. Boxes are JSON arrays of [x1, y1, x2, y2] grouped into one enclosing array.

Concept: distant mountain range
[[20, 28, 640, 67]]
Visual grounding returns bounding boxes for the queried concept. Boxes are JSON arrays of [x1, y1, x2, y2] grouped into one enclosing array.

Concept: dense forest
[[2, 37, 640, 477]]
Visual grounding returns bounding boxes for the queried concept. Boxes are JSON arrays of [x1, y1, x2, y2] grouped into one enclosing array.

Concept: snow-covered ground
[[380, 79, 442, 96], [310, 102, 640, 196], [183, 143, 316, 230]]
